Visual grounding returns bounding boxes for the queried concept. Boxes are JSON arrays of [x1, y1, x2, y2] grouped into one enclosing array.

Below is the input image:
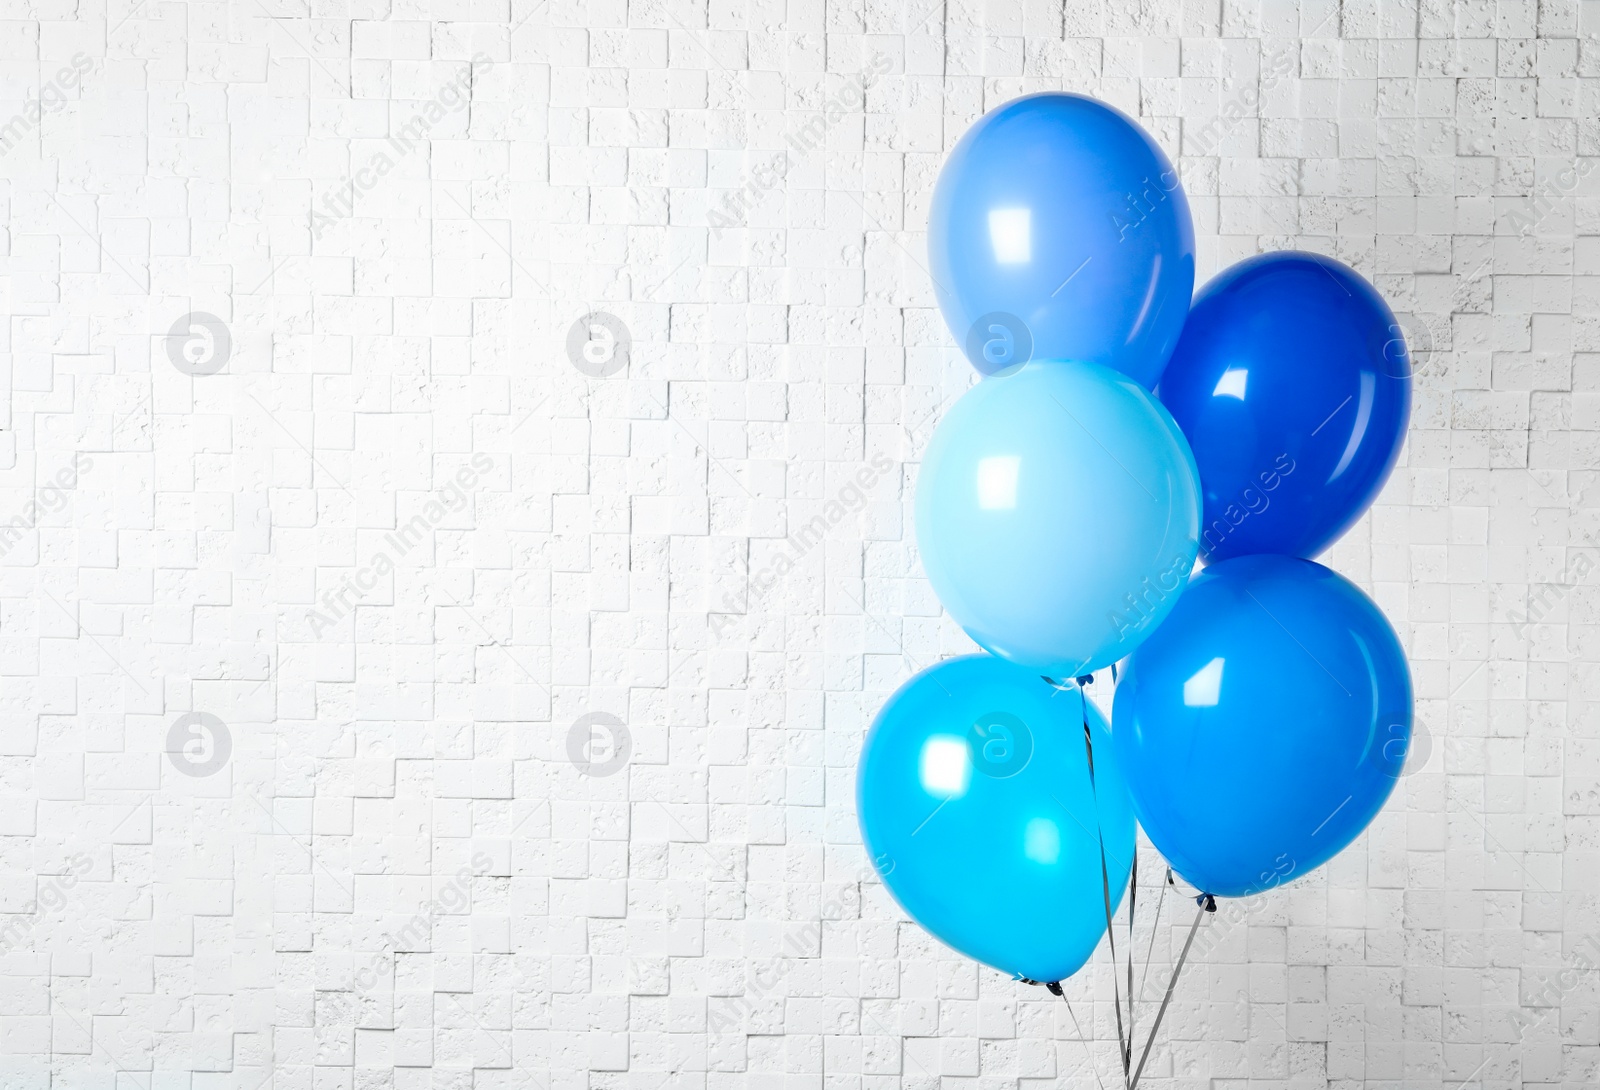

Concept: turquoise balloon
[[857, 655, 1133, 983], [1111, 555, 1413, 898], [915, 361, 1201, 678]]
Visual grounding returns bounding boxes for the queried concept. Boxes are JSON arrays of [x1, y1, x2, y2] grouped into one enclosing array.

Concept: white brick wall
[[0, 0, 1588, 1085]]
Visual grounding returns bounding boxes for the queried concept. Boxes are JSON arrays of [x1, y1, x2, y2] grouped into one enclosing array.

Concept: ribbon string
[[1138, 869, 1173, 1001], [1077, 679, 1130, 1084], [1127, 849, 1137, 1066], [1023, 674, 1203, 1090], [1130, 894, 1214, 1090], [1058, 988, 1111, 1090]]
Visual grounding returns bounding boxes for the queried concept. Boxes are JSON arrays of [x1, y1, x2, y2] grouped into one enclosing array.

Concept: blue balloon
[[1111, 555, 1412, 899], [1157, 251, 1412, 562], [858, 655, 1133, 983], [916, 361, 1200, 678], [928, 93, 1195, 387]]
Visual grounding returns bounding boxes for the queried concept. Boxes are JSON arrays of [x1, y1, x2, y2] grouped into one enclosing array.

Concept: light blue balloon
[[928, 92, 1195, 387], [915, 361, 1201, 678], [1111, 555, 1413, 898], [858, 655, 1133, 984]]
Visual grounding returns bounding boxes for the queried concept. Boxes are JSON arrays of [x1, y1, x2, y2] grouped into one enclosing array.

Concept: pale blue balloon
[[857, 654, 1133, 983], [915, 361, 1201, 678]]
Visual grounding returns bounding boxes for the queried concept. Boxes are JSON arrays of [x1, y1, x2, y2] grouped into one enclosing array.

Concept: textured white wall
[[0, 0, 1584, 1085]]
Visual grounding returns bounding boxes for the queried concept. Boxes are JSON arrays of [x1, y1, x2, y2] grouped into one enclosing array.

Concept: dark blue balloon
[[928, 93, 1195, 387], [1111, 555, 1412, 899], [1157, 252, 1411, 562]]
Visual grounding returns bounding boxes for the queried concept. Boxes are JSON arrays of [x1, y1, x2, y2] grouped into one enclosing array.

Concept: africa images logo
[[0, 454, 94, 559], [166, 712, 232, 778]]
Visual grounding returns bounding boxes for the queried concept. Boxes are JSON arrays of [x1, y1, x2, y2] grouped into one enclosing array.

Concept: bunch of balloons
[[857, 92, 1415, 1074]]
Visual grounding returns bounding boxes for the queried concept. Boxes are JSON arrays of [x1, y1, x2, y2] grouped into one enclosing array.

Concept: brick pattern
[[0, 0, 1587, 1085]]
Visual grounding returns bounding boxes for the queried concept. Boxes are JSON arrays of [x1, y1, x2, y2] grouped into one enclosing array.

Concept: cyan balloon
[[1111, 555, 1413, 899], [915, 361, 1200, 678], [1157, 251, 1412, 562], [928, 93, 1195, 387], [858, 654, 1133, 983]]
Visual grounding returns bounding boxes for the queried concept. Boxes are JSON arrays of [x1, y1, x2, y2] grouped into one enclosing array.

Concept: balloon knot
[[1045, 981, 1064, 997], [1074, 674, 1094, 688], [1202, 894, 1217, 913]]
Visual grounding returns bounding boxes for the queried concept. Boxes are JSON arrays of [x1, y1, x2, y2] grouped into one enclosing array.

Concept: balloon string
[[1088, 666, 1134, 1063], [1127, 849, 1137, 1063], [1023, 976, 1114, 1090], [1057, 989, 1112, 1090], [1079, 683, 1130, 1085], [1137, 869, 1173, 1002], [1130, 894, 1215, 1090]]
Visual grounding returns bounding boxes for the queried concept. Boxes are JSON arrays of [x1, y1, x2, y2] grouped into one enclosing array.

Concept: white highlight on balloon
[[1327, 370, 1376, 483], [1184, 656, 1225, 707], [1127, 251, 1162, 342], [976, 455, 1021, 510], [1212, 367, 1249, 400], [988, 208, 1032, 265], [1024, 818, 1061, 864], [919, 735, 971, 797]]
